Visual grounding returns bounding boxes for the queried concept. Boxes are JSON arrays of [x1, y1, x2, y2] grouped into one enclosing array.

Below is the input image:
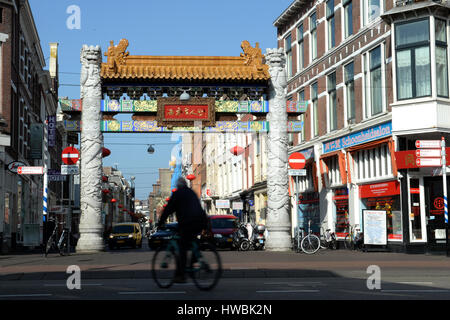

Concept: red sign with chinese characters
[[395, 148, 450, 169], [164, 105, 209, 120], [359, 181, 400, 198]]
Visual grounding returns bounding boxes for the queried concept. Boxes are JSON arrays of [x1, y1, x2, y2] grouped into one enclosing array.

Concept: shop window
[[298, 192, 320, 234], [395, 18, 431, 100], [333, 188, 349, 238], [360, 181, 402, 241]]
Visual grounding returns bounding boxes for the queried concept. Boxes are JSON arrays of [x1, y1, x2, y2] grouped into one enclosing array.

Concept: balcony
[[391, 99, 450, 134]]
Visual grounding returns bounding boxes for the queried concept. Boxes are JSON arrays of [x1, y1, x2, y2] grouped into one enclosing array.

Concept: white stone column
[[264, 48, 291, 251], [76, 45, 104, 253]]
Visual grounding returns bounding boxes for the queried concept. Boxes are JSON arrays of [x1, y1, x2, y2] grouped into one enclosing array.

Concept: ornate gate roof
[[100, 39, 270, 82]]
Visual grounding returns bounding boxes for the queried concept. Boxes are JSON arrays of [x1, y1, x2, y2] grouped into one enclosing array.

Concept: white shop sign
[[216, 200, 230, 209]]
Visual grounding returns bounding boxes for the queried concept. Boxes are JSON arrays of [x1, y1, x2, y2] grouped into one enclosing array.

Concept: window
[[310, 12, 317, 60], [395, 18, 431, 100], [297, 24, 304, 70], [344, 0, 353, 38], [328, 72, 337, 131], [436, 19, 448, 98], [362, 0, 381, 26], [367, 46, 383, 115], [327, 0, 335, 50], [345, 62, 355, 121], [298, 90, 305, 142], [311, 82, 319, 137], [285, 34, 293, 77]]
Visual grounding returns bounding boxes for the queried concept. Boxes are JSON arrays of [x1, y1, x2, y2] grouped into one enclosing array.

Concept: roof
[[381, 0, 450, 20], [273, 0, 309, 28], [101, 39, 270, 82]]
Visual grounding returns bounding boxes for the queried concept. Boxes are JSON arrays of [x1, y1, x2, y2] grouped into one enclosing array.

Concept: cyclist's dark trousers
[[177, 225, 202, 278]]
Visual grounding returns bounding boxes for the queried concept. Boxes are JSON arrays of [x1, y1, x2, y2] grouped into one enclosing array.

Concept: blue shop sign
[[322, 122, 392, 154]]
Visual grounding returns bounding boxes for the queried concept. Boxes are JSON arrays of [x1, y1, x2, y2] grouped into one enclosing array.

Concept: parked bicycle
[[44, 220, 70, 257], [320, 227, 337, 250], [293, 220, 321, 254], [344, 224, 364, 250], [152, 233, 222, 291]]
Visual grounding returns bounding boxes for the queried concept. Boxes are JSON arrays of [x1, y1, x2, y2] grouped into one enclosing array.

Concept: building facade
[[276, 0, 450, 253]]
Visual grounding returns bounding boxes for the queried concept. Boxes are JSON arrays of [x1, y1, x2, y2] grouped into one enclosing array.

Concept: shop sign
[[232, 201, 243, 210], [7, 161, 27, 173], [322, 122, 392, 154], [215, 200, 230, 209], [363, 210, 387, 246], [359, 181, 400, 198], [395, 148, 450, 169], [47, 116, 56, 147]]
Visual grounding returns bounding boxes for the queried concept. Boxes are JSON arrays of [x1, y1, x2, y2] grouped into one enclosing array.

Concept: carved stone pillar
[[76, 45, 105, 253], [264, 48, 291, 251]]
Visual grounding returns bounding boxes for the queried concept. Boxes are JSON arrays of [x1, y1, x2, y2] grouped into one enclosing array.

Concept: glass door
[[408, 177, 427, 242]]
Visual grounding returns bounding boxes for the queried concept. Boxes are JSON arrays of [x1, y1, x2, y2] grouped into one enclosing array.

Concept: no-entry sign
[[62, 147, 80, 165], [288, 152, 306, 169]]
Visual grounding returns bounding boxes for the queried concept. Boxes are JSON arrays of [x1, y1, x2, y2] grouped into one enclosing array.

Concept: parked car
[[201, 215, 238, 249], [148, 222, 178, 250], [108, 222, 142, 249]]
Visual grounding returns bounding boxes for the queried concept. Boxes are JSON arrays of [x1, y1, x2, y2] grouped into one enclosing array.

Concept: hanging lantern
[[230, 146, 244, 156], [172, 188, 177, 193], [163, 204, 167, 208], [102, 175, 108, 182], [102, 189, 110, 194], [118, 204, 123, 208], [111, 198, 117, 203], [186, 174, 196, 181], [102, 147, 111, 158], [165, 197, 170, 202]]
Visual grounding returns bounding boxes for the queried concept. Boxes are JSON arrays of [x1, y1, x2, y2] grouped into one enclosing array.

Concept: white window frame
[[362, 43, 386, 119], [361, 0, 383, 28], [344, 61, 356, 126], [297, 24, 304, 72], [327, 72, 337, 133]]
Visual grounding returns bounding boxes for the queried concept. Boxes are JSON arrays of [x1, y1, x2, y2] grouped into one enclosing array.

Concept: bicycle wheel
[[152, 247, 177, 289], [300, 235, 320, 254], [239, 239, 251, 251], [59, 236, 68, 256], [344, 235, 353, 250], [45, 236, 54, 257], [190, 243, 222, 291]]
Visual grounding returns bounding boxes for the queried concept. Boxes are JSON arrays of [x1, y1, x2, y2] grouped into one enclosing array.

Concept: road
[[1, 240, 450, 300]]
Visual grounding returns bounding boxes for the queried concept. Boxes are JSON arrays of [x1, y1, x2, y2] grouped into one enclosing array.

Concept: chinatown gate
[[61, 39, 306, 253]]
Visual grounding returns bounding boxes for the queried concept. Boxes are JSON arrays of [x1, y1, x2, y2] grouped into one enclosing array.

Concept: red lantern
[[118, 204, 123, 208], [172, 188, 177, 193], [102, 175, 108, 182], [102, 189, 110, 194], [163, 204, 167, 208], [165, 197, 170, 202], [102, 147, 111, 158], [111, 198, 117, 203], [186, 174, 196, 181], [230, 146, 244, 156]]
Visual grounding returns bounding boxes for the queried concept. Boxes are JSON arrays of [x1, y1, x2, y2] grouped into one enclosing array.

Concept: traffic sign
[[416, 149, 441, 158], [17, 166, 44, 175], [288, 152, 306, 169], [416, 140, 441, 149], [416, 158, 442, 167], [61, 165, 79, 175], [288, 169, 307, 176], [62, 146, 80, 165]]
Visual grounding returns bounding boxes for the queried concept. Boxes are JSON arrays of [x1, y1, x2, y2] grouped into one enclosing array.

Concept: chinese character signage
[[157, 97, 215, 128]]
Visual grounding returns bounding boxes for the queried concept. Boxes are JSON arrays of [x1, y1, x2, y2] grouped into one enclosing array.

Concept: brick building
[[276, 0, 450, 253]]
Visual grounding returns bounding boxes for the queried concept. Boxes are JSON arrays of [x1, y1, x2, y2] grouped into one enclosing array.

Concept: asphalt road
[[1, 240, 450, 300]]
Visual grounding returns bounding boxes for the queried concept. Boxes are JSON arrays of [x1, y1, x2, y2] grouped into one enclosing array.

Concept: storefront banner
[[363, 210, 387, 245], [359, 181, 400, 198], [395, 148, 450, 169], [323, 122, 392, 154]]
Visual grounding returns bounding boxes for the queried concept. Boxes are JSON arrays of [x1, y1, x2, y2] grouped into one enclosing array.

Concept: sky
[[29, 0, 294, 200]]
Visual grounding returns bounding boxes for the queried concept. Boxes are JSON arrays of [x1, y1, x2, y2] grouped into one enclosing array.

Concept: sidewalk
[[1, 249, 450, 281]]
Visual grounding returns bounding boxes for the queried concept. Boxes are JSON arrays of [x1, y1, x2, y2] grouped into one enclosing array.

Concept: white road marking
[[264, 281, 323, 285], [256, 290, 320, 293], [395, 282, 433, 285], [381, 289, 450, 293], [44, 284, 103, 287], [0, 294, 52, 298], [118, 291, 186, 295]]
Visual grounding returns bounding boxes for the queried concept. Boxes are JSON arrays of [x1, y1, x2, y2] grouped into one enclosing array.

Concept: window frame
[[310, 12, 317, 61], [285, 34, 293, 78], [297, 24, 304, 71], [394, 18, 432, 101], [298, 90, 306, 142], [311, 82, 319, 137], [343, 0, 353, 39], [327, 71, 337, 132], [326, 0, 335, 51], [344, 61, 355, 122], [435, 18, 449, 98]]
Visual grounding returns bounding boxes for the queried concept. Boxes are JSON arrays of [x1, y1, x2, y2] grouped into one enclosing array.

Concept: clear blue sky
[[29, 0, 293, 200]]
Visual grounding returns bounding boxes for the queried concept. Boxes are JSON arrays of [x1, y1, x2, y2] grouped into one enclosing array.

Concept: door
[[408, 177, 427, 242], [424, 177, 449, 246]]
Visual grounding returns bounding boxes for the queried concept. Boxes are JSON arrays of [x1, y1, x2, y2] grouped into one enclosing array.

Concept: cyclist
[[157, 177, 208, 283]]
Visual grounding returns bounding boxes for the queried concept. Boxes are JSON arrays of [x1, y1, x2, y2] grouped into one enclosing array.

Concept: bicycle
[[152, 234, 222, 291], [344, 224, 364, 250], [45, 221, 70, 257], [320, 227, 337, 250], [300, 220, 321, 254]]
